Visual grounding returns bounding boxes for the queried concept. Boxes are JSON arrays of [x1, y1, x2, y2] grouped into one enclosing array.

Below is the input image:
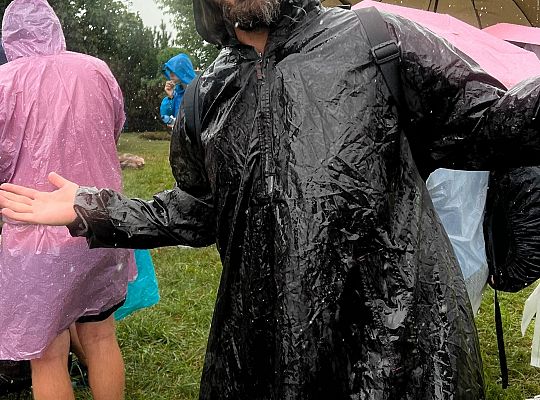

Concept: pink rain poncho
[[0, 0, 135, 360]]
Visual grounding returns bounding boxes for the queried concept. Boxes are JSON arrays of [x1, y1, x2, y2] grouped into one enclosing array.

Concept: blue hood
[[162, 53, 196, 85]]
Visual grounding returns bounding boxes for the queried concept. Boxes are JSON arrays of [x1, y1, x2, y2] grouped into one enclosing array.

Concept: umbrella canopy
[[484, 22, 540, 45], [324, 0, 540, 28], [484, 22, 540, 59], [353, 0, 540, 88]]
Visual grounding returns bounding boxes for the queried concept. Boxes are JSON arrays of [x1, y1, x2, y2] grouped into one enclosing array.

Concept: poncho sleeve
[[160, 96, 175, 124], [385, 13, 540, 177], [67, 110, 216, 249]]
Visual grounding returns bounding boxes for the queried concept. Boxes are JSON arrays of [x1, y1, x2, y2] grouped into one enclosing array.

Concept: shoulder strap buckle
[[371, 40, 400, 65]]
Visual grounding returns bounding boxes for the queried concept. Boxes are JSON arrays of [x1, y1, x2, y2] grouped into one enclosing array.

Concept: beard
[[222, 0, 282, 31]]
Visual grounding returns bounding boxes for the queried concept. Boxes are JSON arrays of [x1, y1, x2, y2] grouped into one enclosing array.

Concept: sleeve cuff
[[66, 187, 99, 237]]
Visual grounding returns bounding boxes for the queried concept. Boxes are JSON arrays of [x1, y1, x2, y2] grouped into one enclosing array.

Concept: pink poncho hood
[[2, 0, 66, 61]]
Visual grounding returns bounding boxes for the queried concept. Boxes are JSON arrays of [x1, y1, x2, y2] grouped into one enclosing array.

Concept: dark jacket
[[0, 39, 6, 65], [68, 1, 540, 398]]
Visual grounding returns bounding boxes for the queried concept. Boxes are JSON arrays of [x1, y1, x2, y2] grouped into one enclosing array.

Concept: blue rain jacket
[[160, 53, 196, 125]]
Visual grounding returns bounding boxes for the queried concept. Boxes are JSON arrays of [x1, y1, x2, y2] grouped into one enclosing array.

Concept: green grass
[[4, 132, 540, 399], [478, 286, 540, 399], [115, 133, 222, 400]]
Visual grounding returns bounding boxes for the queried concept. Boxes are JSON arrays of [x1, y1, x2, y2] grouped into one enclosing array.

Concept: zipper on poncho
[[256, 53, 275, 197]]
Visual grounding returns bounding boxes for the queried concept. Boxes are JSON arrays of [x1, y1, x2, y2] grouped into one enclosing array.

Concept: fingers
[[1, 207, 34, 223], [0, 193, 33, 215], [0, 190, 33, 207], [0, 183, 38, 199]]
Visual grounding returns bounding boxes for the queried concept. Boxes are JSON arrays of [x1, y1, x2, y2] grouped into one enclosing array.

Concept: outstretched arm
[[0, 172, 78, 226], [0, 103, 217, 249], [383, 12, 540, 175], [0, 171, 215, 249]]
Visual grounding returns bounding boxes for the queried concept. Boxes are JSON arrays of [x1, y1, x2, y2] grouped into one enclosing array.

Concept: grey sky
[[123, 0, 176, 35]]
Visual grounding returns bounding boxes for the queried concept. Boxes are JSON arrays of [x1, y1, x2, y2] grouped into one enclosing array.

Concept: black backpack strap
[[494, 288, 509, 388], [485, 191, 510, 389], [183, 72, 203, 140], [353, 7, 403, 110]]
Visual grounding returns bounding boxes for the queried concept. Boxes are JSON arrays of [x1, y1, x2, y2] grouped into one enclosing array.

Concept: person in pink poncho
[[0, 0, 134, 399]]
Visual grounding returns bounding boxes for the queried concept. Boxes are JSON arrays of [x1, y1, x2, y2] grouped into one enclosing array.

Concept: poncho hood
[[162, 53, 197, 85], [193, 0, 322, 46], [2, 0, 66, 61]]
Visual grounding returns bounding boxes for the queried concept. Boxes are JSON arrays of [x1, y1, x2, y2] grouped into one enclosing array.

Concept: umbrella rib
[[470, 0, 483, 29], [511, 0, 535, 26]]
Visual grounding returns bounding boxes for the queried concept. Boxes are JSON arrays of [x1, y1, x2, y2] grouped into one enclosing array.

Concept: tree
[[0, 0, 163, 132], [156, 0, 220, 69], [153, 20, 173, 49]]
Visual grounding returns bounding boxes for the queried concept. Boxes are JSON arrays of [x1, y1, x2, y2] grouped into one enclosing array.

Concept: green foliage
[[153, 20, 173, 50], [0, 0, 163, 132], [156, 0, 220, 69]]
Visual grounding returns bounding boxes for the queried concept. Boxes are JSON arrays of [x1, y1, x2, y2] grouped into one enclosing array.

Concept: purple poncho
[[0, 0, 135, 360]]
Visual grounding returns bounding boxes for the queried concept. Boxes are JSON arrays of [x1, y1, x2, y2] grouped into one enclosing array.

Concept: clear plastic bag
[[427, 169, 489, 314]]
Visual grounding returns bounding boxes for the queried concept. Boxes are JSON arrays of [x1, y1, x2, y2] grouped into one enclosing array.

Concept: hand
[[164, 80, 175, 98], [0, 172, 79, 226]]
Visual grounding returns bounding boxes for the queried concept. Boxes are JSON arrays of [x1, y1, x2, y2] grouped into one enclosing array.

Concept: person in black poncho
[[2, 0, 540, 398]]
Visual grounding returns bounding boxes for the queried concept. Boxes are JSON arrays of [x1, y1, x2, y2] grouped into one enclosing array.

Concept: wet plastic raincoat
[[0, 40, 6, 65], [0, 0, 134, 360], [160, 53, 196, 125], [67, 0, 540, 398]]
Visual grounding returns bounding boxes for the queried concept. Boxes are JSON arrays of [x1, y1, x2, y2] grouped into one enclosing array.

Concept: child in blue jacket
[[160, 53, 196, 128]]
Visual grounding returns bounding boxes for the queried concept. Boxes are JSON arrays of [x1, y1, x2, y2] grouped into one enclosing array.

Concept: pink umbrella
[[484, 23, 540, 59], [484, 23, 540, 45], [353, 0, 540, 88]]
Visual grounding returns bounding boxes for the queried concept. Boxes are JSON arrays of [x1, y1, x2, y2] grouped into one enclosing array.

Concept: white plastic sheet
[[522, 284, 540, 367], [427, 169, 490, 315]]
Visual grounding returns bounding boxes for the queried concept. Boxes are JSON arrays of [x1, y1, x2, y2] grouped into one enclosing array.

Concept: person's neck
[[235, 28, 269, 55]]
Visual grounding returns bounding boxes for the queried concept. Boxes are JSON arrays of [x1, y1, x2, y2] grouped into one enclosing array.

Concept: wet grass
[[478, 286, 540, 399], [3, 132, 540, 399], [115, 133, 221, 400]]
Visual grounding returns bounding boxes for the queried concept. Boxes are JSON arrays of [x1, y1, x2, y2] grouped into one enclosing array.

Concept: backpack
[[484, 167, 540, 293]]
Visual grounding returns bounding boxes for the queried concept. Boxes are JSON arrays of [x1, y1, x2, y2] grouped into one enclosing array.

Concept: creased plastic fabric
[[0, 0, 135, 360], [64, 1, 540, 398], [484, 167, 540, 292], [114, 249, 160, 320], [1, 0, 65, 62], [0, 42, 6, 65], [426, 170, 489, 315]]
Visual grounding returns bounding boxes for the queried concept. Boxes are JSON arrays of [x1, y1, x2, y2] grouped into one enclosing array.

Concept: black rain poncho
[[68, 1, 540, 398]]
